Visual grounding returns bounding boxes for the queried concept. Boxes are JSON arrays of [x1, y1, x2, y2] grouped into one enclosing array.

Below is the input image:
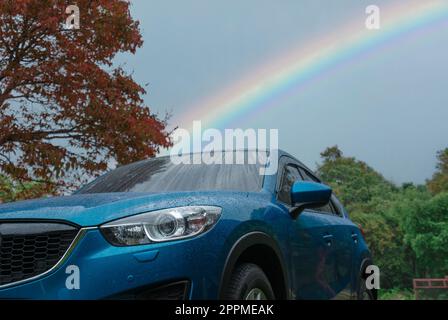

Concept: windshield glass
[[77, 151, 265, 193]]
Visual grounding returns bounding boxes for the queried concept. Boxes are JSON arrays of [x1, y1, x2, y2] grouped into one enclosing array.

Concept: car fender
[[218, 231, 290, 299]]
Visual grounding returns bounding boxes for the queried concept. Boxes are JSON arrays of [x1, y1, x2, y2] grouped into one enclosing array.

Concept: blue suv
[[0, 150, 374, 300]]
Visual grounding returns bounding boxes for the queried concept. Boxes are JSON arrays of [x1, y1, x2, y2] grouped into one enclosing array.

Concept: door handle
[[322, 234, 333, 246], [351, 233, 358, 244]]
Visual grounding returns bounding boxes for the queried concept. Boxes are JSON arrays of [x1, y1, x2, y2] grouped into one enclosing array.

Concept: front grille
[[0, 222, 79, 286]]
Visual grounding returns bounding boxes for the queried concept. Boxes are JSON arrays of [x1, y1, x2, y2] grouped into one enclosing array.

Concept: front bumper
[[0, 228, 222, 299]]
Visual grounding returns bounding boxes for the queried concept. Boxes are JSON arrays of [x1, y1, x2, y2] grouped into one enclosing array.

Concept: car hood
[[0, 191, 245, 227]]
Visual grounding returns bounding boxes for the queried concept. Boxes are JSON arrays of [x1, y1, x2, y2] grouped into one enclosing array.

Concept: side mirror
[[290, 181, 332, 219]]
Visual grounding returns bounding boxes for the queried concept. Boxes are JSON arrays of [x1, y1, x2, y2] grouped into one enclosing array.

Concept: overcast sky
[[117, 0, 448, 184]]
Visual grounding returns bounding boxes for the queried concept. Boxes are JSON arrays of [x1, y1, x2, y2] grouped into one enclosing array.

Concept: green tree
[[0, 174, 50, 203], [427, 148, 448, 194], [378, 186, 432, 288], [316, 145, 397, 211], [401, 192, 448, 277], [316, 146, 428, 289]]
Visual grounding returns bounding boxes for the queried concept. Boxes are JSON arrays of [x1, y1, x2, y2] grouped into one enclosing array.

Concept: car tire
[[357, 274, 375, 300], [223, 263, 275, 300]]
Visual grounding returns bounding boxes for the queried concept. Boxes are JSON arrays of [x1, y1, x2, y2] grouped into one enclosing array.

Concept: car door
[[298, 167, 354, 299], [331, 195, 360, 299], [276, 159, 338, 299]]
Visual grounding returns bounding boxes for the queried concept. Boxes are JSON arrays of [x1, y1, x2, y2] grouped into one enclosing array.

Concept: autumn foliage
[[0, 0, 171, 194]]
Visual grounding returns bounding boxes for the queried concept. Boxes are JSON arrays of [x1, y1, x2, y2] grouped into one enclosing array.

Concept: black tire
[[358, 274, 375, 300], [223, 263, 275, 300]]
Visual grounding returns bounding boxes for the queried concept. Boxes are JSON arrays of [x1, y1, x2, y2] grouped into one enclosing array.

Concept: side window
[[298, 168, 319, 182], [299, 168, 335, 215], [277, 165, 302, 205]]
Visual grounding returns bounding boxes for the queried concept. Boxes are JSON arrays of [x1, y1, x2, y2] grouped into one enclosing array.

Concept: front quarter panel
[[186, 191, 292, 298], [0, 191, 292, 299]]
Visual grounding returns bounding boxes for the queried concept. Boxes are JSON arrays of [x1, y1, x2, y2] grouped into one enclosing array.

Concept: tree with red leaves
[[0, 0, 171, 196]]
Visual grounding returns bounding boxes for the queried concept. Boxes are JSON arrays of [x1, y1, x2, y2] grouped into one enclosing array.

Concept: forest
[[316, 146, 448, 299]]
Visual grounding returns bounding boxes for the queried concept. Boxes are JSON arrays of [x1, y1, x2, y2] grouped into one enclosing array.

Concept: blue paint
[[133, 250, 159, 263]]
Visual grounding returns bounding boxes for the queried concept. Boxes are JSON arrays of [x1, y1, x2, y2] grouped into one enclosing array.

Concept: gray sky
[[117, 0, 448, 184]]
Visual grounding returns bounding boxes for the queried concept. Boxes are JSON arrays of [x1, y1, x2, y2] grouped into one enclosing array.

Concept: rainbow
[[174, 0, 448, 130]]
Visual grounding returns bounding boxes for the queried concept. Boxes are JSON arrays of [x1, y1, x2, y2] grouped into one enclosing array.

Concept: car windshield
[[76, 151, 265, 194]]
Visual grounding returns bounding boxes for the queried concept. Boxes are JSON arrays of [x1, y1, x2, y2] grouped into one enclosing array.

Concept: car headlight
[[100, 206, 222, 246]]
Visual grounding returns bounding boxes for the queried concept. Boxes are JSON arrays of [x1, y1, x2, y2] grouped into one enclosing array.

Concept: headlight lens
[[100, 206, 222, 246]]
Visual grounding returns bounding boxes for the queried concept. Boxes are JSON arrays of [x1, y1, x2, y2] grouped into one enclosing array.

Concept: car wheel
[[223, 263, 275, 300], [358, 274, 375, 300]]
